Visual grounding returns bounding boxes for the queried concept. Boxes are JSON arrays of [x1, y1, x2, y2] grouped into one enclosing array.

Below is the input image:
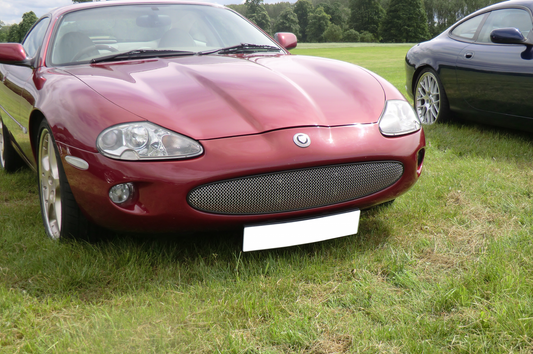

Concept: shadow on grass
[[2, 203, 392, 301]]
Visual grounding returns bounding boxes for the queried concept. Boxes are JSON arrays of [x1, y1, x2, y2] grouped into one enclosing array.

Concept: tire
[[36, 120, 104, 241], [414, 68, 450, 125], [0, 119, 25, 172]]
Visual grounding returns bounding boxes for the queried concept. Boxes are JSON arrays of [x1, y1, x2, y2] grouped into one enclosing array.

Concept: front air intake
[[188, 162, 403, 215]]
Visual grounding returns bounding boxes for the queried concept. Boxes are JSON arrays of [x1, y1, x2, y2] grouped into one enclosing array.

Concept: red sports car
[[0, 1, 425, 251]]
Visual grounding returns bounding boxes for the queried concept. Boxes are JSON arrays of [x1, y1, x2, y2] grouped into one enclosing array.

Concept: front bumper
[[58, 124, 425, 233]]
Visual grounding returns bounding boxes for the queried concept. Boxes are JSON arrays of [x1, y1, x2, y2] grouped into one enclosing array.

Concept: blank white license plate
[[243, 210, 360, 252]]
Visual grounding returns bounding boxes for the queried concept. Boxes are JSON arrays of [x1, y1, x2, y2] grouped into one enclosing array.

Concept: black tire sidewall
[[0, 119, 25, 172]]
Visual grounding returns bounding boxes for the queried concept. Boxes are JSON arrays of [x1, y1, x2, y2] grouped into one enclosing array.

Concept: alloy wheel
[[416, 72, 441, 124], [38, 128, 62, 239]]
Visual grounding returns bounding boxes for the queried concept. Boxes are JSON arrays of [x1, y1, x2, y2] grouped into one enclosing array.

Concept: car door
[[0, 17, 50, 166], [0, 63, 22, 134], [456, 8, 533, 119]]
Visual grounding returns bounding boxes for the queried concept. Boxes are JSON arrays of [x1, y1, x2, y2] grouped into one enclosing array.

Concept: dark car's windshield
[[49, 4, 281, 65]]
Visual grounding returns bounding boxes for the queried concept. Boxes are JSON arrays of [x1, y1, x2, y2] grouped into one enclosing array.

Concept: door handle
[[464, 52, 474, 59]]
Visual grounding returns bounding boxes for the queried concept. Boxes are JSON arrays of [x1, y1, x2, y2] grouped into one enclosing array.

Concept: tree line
[[1, 0, 501, 44], [230, 0, 501, 43]]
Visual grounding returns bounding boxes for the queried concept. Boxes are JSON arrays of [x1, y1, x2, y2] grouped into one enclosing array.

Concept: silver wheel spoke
[[39, 129, 62, 240], [415, 72, 441, 125]]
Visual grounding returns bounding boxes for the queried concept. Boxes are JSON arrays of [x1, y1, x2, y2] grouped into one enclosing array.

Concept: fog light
[[109, 183, 134, 204]]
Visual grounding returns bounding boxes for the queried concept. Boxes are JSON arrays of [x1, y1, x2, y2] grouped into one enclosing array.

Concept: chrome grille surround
[[187, 162, 404, 215]]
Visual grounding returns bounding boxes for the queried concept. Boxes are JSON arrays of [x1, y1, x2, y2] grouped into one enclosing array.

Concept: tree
[[0, 20, 6, 43], [7, 24, 21, 43], [227, 4, 247, 16], [19, 11, 38, 41], [274, 8, 300, 38], [423, 0, 500, 37], [245, 0, 271, 33], [321, 2, 348, 28], [264, 2, 292, 20], [323, 23, 343, 42], [294, 0, 314, 42], [306, 6, 331, 42], [349, 0, 385, 40], [423, 0, 464, 37], [380, 0, 430, 42]]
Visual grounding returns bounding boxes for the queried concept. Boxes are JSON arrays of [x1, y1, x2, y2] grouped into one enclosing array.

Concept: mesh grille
[[188, 162, 403, 215]]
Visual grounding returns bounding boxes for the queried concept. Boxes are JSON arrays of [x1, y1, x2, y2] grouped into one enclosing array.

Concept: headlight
[[97, 122, 203, 160], [379, 100, 421, 137]]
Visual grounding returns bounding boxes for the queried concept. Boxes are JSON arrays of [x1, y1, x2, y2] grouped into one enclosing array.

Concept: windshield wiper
[[197, 43, 281, 56], [91, 49, 195, 64]]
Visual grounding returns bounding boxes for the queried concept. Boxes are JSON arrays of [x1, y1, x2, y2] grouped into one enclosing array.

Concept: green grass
[[2, 44, 533, 353]]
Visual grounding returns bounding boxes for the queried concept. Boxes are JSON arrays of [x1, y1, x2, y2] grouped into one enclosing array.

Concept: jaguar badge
[[293, 133, 311, 148]]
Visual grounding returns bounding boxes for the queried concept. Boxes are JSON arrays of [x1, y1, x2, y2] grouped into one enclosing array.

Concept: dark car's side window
[[450, 14, 485, 41], [23, 17, 51, 58], [477, 9, 533, 43], [478, 9, 533, 43]]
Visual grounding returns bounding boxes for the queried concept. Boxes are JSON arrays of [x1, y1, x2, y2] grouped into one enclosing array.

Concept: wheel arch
[[28, 110, 46, 162], [411, 64, 438, 97]]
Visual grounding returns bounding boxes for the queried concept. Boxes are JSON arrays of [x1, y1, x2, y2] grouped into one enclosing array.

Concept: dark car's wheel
[[37, 120, 104, 241], [414, 68, 450, 125], [0, 119, 25, 172]]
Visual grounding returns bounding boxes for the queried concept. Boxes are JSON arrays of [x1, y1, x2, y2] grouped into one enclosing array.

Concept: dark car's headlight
[[97, 122, 203, 160], [379, 100, 421, 137]]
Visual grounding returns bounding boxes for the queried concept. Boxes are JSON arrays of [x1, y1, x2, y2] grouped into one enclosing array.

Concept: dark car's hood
[[63, 54, 386, 140]]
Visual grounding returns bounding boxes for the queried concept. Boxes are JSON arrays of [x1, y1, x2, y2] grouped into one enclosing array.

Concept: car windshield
[[49, 3, 281, 65]]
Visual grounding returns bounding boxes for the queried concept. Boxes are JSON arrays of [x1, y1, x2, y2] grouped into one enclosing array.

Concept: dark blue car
[[406, 0, 533, 131]]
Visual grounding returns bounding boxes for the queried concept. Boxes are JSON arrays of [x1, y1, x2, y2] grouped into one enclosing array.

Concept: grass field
[[1, 45, 533, 353]]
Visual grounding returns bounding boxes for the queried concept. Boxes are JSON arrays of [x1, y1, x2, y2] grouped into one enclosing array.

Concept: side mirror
[[0, 43, 30, 66], [274, 32, 297, 50], [491, 27, 530, 45]]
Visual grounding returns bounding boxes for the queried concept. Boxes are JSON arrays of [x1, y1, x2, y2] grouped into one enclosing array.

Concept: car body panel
[[61, 54, 386, 142], [0, 64, 35, 168], [456, 42, 533, 118], [59, 124, 424, 232]]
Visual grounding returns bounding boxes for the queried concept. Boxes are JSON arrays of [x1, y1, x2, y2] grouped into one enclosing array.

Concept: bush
[[323, 24, 343, 42], [360, 30, 375, 42], [343, 29, 360, 42]]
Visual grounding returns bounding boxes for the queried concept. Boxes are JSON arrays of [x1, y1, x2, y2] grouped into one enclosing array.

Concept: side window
[[450, 14, 485, 41], [477, 9, 533, 43], [22, 18, 51, 58]]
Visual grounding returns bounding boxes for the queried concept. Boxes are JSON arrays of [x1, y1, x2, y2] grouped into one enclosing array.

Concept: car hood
[[63, 54, 386, 140]]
